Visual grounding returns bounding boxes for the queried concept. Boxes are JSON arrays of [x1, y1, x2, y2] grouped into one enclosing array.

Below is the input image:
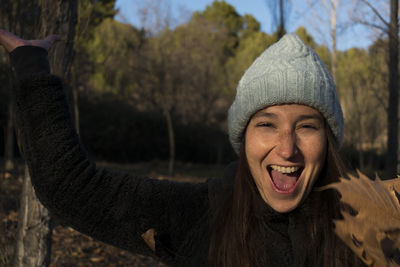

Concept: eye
[[257, 122, 274, 128], [299, 124, 318, 130]]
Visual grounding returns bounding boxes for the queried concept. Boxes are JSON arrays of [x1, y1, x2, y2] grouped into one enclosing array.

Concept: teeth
[[270, 165, 300, 174]]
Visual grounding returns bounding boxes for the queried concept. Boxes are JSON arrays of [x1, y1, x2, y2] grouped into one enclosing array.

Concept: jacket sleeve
[[10, 46, 209, 258]]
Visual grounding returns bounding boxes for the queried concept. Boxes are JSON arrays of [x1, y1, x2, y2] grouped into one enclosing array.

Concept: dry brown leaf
[[141, 228, 157, 252], [318, 171, 400, 266], [89, 256, 103, 262]]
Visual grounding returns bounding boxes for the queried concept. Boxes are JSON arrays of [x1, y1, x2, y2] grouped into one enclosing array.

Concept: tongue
[[270, 169, 298, 191]]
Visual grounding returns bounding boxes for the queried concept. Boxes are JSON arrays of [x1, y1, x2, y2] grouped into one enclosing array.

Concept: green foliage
[[72, 0, 116, 93], [242, 14, 260, 35], [169, 17, 233, 108], [271, 27, 286, 41], [295, 26, 316, 48], [226, 31, 275, 92], [0, 0, 41, 37], [192, 0, 251, 57], [194, 0, 242, 36], [77, 0, 116, 36], [190, 2, 274, 98], [84, 19, 144, 95], [0, 0, 387, 169], [337, 43, 387, 167], [314, 45, 331, 70]]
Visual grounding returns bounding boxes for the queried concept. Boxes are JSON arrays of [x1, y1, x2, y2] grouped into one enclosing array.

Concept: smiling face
[[245, 104, 327, 213]]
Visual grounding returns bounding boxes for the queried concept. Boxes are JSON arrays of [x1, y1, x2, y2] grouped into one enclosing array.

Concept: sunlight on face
[[245, 104, 327, 213]]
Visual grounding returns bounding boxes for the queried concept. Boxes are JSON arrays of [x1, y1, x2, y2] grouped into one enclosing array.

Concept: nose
[[276, 130, 298, 159]]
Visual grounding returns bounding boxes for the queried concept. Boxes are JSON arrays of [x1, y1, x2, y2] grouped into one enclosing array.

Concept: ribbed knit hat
[[228, 33, 344, 154]]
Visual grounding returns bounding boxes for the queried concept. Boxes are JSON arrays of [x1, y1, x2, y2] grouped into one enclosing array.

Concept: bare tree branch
[[369, 86, 388, 111], [360, 0, 390, 27], [353, 18, 389, 33]]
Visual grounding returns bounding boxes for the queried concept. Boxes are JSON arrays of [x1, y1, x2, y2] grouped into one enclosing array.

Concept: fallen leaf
[[318, 171, 400, 266], [89, 256, 103, 262], [141, 228, 156, 252]]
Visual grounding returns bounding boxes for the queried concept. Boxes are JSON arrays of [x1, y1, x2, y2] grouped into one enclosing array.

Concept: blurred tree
[[295, 26, 316, 48], [72, 0, 116, 132], [83, 19, 144, 96], [142, 30, 179, 175], [186, 5, 274, 163], [11, 1, 78, 266], [266, 0, 291, 39], [328, 0, 338, 83], [367, 38, 388, 112], [241, 14, 261, 37], [304, 0, 356, 84], [129, 0, 242, 173], [195, 0, 242, 35], [193, 0, 242, 56], [353, 0, 399, 176], [226, 29, 274, 93], [387, 0, 398, 175], [295, 26, 332, 74], [0, 0, 41, 171], [314, 45, 332, 69], [337, 48, 386, 169], [170, 19, 229, 124]]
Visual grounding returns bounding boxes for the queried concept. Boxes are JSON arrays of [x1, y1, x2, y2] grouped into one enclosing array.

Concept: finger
[[42, 35, 62, 50], [30, 34, 61, 51], [45, 34, 61, 44]]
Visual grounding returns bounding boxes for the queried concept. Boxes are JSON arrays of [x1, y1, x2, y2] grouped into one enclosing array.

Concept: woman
[[0, 29, 365, 266]]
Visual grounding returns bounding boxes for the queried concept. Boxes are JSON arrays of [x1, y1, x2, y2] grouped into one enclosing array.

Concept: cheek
[[244, 140, 260, 176], [300, 132, 327, 162], [245, 129, 273, 158], [245, 132, 265, 177]]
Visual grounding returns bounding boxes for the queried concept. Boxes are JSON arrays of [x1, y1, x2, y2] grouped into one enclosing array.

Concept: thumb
[[44, 34, 61, 51], [30, 34, 61, 51], [45, 34, 61, 44]]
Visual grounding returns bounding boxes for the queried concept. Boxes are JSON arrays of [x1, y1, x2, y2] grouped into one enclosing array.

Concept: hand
[[0, 29, 60, 53]]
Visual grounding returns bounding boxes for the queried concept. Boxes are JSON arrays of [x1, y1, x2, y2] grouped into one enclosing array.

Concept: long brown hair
[[208, 127, 365, 267]]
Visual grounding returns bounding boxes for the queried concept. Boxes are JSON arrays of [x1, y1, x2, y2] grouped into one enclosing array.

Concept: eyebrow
[[296, 114, 324, 122], [252, 112, 323, 122], [252, 112, 279, 119]]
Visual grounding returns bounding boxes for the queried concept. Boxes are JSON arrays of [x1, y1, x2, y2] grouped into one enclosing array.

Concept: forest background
[[0, 0, 397, 175], [0, 0, 399, 266]]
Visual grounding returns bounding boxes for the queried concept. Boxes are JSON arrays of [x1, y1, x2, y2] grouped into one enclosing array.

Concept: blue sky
[[115, 0, 377, 51]]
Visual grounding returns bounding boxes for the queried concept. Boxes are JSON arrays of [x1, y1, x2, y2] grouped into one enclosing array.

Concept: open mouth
[[267, 165, 304, 194]]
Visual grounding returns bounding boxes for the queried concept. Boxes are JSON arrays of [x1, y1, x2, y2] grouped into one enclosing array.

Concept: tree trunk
[[13, 1, 78, 265], [40, 0, 79, 127], [278, 0, 285, 39], [330, 0, 337, 83], [358, 118, 364, 170], [351, 84, 364, 170], [4, 89, 14, 171], [163, 107, 175, 176], [13, 166, 53, 267], [386, 0, 399, 176]]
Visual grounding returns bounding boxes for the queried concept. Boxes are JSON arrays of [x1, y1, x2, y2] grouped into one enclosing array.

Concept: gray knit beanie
[[228, 33, 344, 154]]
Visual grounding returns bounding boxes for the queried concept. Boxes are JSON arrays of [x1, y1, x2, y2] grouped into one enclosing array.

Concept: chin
[[268, 199, 301, 213]]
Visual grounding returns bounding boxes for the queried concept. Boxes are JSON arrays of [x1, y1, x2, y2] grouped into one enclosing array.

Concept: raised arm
[[0, 30, 210, 263]]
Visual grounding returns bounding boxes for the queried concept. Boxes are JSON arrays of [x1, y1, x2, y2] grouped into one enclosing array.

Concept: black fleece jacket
[[11, 46, 317, 267]]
